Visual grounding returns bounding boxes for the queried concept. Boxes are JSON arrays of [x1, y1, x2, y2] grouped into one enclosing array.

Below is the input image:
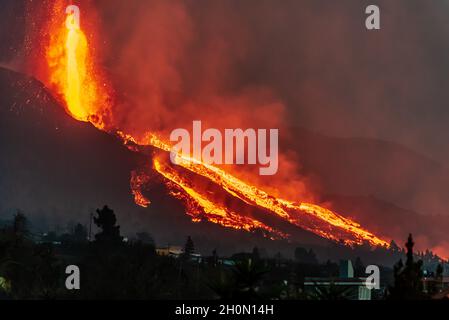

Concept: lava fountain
[[44, 0, 111, 128]]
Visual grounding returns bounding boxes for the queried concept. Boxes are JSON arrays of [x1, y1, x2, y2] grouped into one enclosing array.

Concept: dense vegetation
[[0, 206, 445, 300]]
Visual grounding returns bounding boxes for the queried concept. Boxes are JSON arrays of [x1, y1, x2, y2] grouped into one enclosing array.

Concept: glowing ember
[[130, 170, 151, 208], [41, 1, 389, 247]]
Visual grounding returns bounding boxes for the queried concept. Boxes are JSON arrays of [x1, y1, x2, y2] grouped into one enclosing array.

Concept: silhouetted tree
[[436, 263, 443, 279], [136, 231, 154, 246], [209, 259, 268, 300], [251, 247, 260, 264], [72, 223, 88, 243], [13, 212, 28, 239], [275, 252, 282, 267], [354, 257, 365, 277], [388, 234, 427, 299], [294, 247, 318, 265], [60, 224, 88, 245], [0, 213, 62, 299], [94, 206, 123, 244], [211, 249, 218, 267], [430, 263, 445, 294], [184, 236, 194, 257], [42, 231, 58, 243], [389, 240, 400, 252], [405, 234, 414, 266], [310, 280, 352, 300]]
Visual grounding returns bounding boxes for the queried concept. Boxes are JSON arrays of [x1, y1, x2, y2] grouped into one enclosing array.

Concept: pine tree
[[354, 257, 365, 277], [389, 240, 400, 252], [72, 223, 88, 242], [136, 231, 154, 246], [405, 234, 414, 267], [436, 263, 443, 279], [13, 212, 28, 239], [211, 249, 218, 266], [251, 247, 260, 264], [184, 236, 194, 256], [294, 247, 318, 265], [388, 234, 427, 299], [432, 263, 444, 294]]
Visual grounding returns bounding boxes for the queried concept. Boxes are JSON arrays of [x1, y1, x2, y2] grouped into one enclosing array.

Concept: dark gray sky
[[235, 0, 449, 165], [175, 0, 449, 164]]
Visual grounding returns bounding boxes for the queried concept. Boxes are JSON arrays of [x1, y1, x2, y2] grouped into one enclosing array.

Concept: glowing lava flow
[[154, 158, 287, 239], [120, 133, 389, 247], [42, 1, 389, 247], [130, 170, 151, 208]]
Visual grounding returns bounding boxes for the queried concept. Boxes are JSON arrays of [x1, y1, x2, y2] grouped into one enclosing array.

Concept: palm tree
[[309, 280, 352, 300], [209, 259, 269, 299]]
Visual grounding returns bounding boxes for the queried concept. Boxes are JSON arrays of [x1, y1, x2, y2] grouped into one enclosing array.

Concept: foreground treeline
[[0, 206, 446, 300]]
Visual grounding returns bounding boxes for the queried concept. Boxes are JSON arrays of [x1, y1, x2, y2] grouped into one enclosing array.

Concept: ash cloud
[[98, 0, 449, 164], [0, 0, 26, 69], [90, 0, 449, 253], [93, 0, 314, 201], [92, 0, 449, 203], [3, 1, 449, 164]]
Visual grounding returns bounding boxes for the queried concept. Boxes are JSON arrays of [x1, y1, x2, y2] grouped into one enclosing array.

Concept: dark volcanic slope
[[0, 67, 142, 228], [0, 67, 325, 255]]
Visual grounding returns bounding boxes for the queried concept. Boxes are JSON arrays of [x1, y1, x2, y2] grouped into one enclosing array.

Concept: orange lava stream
[[43, 1, 389, 247], [130, 170, 151, 208], [123, 133, 389, 247], [154, 158, 288, 239]]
